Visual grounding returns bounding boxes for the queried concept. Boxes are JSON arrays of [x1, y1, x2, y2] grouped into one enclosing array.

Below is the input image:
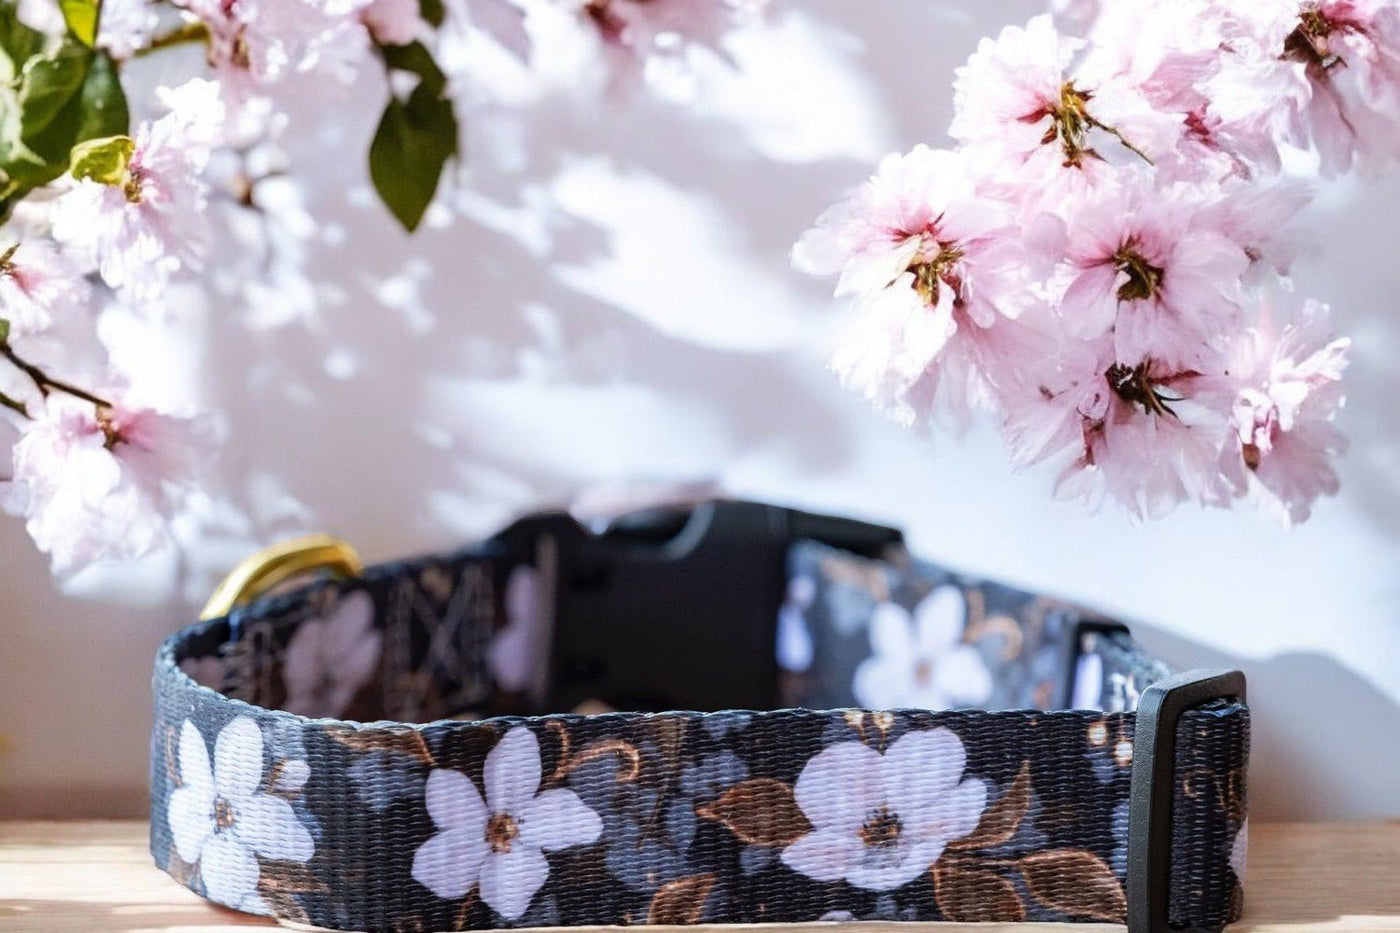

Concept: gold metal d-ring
[[200, 534, 364, 621]]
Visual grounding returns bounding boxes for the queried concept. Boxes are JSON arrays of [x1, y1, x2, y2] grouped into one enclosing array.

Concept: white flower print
[[487, 566, 546, 695], [853, 587, 993, 711], [412, 726, 603, 920], [782, 727, 986, 891], [166, 717, 314, 912], [281, 589, 381, 719], [1230, 819, 1248, 883]]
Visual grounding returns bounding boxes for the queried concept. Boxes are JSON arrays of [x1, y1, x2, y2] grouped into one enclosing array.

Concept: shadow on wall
[[1134, 623, 1400, 820]]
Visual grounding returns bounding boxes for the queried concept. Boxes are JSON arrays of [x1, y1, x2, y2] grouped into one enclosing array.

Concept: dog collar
[[151, 500, 1248, 933]]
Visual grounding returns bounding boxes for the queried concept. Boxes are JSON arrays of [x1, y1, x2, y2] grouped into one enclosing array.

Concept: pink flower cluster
[[798, 3, 1379, 522]]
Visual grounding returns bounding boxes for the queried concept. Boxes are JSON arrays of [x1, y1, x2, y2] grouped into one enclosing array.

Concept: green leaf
[[59, 0, 101, 48], [0, 319, 10, 344], [0, 33, 127, 200], [380, 41, 447, 94], [74, 51, 128, 141], [369, 42, 458, 232], [0, 6, 47, 76], [17, 42, 90, 137], [419, 0, 445, 28], [369, 89, 458, 232], [69, 134, 133, 184]]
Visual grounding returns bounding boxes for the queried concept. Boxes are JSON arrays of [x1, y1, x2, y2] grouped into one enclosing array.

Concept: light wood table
[[1, 821, 1397, 931]]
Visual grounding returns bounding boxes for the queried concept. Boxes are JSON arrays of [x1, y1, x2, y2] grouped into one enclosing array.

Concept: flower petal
[[935, 645, 994, 707], [213, 717, 264, 799], [914, 586, 966, 654], [845, 846, 929, 892], [177, 720, 214, 802], [167, 785, 214, 865], [853, 655, 916, 710], [1061, 263, 1120, 337], [483, 727, 541, 816], [412, 827, 488, 900], [233, 792, 314, 863], [793, 741, 881, 831], [199, 834, 260, 908], [882, 727, 969, 804], [868, 602, 916, 658], [478, 844, 549, 921], [779, 826, 864, 884], [424, 768, 488, 833], [517, 788, 602, 852], [921, 776, 989, 844]]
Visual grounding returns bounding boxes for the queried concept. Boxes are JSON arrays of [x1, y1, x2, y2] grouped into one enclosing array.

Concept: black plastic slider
[[1127, 668, 1248, 933]]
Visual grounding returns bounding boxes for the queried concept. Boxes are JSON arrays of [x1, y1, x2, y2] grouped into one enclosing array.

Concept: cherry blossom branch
[[131, 20, 210, 60], [0, 388, 29, 418], [0, 342, 113, 412], [1087, 115, 1155, 166]]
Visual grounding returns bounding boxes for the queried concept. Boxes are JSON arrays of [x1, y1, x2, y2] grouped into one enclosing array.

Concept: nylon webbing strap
[[150, 500, 1249, 932]]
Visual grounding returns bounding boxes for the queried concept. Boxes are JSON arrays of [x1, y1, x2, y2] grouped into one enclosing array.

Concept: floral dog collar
[[152, 500, 1248, 933]]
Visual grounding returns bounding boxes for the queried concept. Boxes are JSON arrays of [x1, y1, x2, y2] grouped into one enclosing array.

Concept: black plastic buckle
[[496, 499, 903, 714], [1127, 668, 1247, 933]]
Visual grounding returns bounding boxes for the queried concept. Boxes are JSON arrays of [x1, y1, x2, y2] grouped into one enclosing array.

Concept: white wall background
[[2, 0, 1398, 820]]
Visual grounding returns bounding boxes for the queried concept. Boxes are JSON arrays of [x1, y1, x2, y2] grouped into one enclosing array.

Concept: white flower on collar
[[282, 589, 381, 719], [782, 727, 986, 891], [853, 586, 993, 711], [167, 717, 314, 912], [412, 726, 602, 920], [487, 566, 546, 695], [1230, 819, 1248, 882]]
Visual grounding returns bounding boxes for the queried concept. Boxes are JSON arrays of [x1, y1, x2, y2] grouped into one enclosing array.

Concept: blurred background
[[2, 0, 1398, 820]]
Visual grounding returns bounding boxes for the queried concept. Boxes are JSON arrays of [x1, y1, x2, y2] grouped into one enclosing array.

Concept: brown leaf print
[[1019, 849, 1127, 922], [165, 844, 196, 887], [933, 864, 1026, 922], [257, 860, 328, 923], [949, 760, 1030, 852], [647, 874, 717, 925], [326, 725, 434, 765], [695, 778, 812, 846]]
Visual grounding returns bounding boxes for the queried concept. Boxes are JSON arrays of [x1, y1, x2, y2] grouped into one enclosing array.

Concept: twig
[[132, 20, 210, 59], [0, 342, 114, 410]]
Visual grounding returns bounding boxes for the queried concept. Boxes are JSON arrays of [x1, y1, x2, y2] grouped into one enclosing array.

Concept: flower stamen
[[486, 812, 520, 854], [1105, 361, 1180, 418], [1284, 7, 1348, 70], [858, 806, 903, 850], [213, 796, 238, 831], [910, 242, 965, 306], [1113, 243, 1164, 302]]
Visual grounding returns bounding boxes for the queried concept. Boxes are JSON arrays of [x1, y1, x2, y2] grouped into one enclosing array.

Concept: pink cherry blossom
[[361, 0, 423, 45], [520, 0, 765, 92], [176, 0, 376, 92], [50, 80, 225, 304], [1050, 176, 1251, 368], [950, 14, 1182, 195], [578, 0, 763, 56], [795, 145, 1042, 424], [0, 238, 89, 338], [1001, 332, 1239, 519], [1073, 1, 1280, 182], [1209, 298, 1351, 523], [4, 396, 218, 574], [1202, 0, 1400, 176], [95, 0, 160, 59], [1286, 0, 1400, 174]]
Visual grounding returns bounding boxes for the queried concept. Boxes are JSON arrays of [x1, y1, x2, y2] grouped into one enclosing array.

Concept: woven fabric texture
[[151, 539, 1248, 931]]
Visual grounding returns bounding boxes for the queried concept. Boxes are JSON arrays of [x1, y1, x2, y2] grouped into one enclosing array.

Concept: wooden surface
[[1, 822, 1398, 932]]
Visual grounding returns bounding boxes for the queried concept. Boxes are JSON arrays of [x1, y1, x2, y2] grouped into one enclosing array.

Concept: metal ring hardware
[[199, 533, 364, 621]]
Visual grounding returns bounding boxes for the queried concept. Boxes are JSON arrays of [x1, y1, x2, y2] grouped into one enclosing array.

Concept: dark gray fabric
[[150, 535, 1248, 931]]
